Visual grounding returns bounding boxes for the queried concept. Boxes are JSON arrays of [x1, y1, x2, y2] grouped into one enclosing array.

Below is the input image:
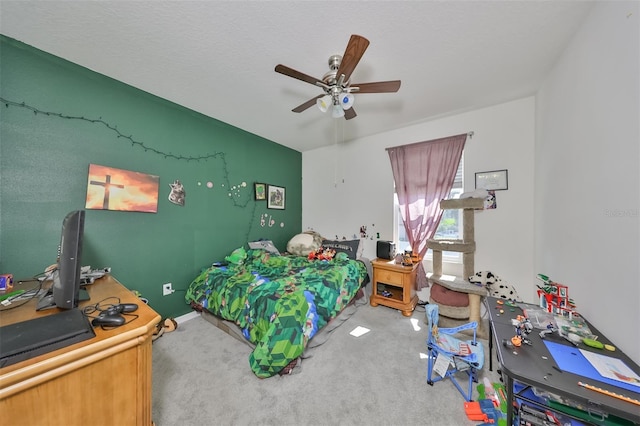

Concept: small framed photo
[[475, 169, 508, 191], [254, 182, 266, 200], [267, 185, 285, 210]]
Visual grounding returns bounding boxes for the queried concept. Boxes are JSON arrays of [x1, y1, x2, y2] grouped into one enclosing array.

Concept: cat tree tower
[[426, 197, 487, 338]]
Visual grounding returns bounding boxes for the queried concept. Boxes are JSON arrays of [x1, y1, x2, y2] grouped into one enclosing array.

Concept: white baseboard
[[175, 310, 200, 324]]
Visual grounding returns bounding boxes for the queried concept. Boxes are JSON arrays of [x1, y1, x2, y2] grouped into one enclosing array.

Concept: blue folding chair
[[425, 303, 485, 401]]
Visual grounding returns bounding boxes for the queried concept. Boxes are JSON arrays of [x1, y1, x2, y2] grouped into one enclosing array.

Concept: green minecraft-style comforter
[[185, 248, 368, 378]]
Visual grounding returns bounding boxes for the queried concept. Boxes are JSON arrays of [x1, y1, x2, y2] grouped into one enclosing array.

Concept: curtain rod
[[385, 131, 474, 151]]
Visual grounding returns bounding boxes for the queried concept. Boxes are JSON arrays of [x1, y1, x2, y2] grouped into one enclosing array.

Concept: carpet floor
[[152, 301, 502, 426]]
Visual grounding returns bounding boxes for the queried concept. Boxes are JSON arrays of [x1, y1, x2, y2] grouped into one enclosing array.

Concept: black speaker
[[376, 241, 396, 260]]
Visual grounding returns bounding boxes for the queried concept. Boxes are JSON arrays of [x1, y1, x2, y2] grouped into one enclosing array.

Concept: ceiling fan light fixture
[[340, 93, 354, 110], [331, 104, 345, 118], [317, 95, 332, 113]]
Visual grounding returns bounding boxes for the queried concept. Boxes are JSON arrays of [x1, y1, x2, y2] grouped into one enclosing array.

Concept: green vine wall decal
[[1, 97, 227, 162], [1, 97, 264, 241]]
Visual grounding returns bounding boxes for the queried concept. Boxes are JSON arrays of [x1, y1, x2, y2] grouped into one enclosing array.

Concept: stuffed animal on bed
[[469, 270, 522, 302], [287, 231, 324, 256], [308, 247, 336, 261], [225, 247, 247, 265]]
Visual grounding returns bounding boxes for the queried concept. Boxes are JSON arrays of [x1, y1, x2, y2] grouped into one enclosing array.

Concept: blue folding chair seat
[[426, 303, 484, 401]]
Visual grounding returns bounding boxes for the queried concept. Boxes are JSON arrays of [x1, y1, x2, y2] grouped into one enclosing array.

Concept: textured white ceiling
[[0, 1, 594, 152]]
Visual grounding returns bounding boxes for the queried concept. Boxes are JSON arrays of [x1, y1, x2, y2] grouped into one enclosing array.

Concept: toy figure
[[511, 315, 533, 347]]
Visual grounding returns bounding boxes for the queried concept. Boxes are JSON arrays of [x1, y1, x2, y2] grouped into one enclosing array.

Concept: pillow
[[248, 240, 280, 254], [286, 231, 323, 256], [321, 239, 362, 260], [429, 282, 469, 307]]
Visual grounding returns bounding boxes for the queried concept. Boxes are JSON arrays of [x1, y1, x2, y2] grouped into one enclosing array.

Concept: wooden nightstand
[[370, 258, 419, 316]]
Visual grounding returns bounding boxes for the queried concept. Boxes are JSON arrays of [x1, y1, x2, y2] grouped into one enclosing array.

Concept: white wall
[[303, 97, 536, 302], [303, 1, 639, 365], [535, 2, 639, 363]]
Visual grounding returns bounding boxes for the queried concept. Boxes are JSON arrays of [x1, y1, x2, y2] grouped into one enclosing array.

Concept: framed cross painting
[[86, 164, 159, 213]]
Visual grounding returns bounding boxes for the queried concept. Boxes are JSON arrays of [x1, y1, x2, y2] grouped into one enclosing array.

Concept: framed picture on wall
[[475, 169, 508, 191], [85, 163, 159, 213], [254, 182, 266, 200], [267, 185, 285, 210]]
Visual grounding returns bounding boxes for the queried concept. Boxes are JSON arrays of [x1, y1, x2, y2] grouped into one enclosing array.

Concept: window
[[394, 155, 464, 261]]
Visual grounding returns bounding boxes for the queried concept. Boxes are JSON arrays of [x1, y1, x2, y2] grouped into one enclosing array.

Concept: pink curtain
[[387, 133, 467, 289]]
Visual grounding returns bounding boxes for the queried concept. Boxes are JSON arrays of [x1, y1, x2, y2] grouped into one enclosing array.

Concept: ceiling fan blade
[[344, 107, 357, 120], [275, 64, 323, 86], [292, 95, 323, 113], [336, 35, 370, 83], [351, 80, 401, 93]]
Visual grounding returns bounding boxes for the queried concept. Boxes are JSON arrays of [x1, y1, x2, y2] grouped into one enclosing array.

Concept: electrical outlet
[[162, 283, 173, 296]]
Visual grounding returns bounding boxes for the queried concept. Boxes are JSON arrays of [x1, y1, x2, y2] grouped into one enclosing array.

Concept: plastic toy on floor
[[464, 399, 506, 425], [152, 318, 178, 341], [478, 377, 508, 413]]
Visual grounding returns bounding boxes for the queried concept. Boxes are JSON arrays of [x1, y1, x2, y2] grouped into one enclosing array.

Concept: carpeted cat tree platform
[[427, 197, 487, 338]]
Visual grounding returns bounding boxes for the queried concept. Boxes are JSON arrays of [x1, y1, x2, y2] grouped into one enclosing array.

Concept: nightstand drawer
[[376, 269, 403, 284]]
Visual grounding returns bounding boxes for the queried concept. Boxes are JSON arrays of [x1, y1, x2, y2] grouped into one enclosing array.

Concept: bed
[[185, 240, 370, 378]]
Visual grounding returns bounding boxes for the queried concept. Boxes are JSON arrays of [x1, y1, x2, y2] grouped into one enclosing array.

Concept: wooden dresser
[[0, 275, 160, 426]]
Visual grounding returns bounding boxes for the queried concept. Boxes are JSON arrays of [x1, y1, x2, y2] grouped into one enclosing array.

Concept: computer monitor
[[36, 210, 89, 310]]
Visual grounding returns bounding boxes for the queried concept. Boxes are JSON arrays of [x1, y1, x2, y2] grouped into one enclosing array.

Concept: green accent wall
[[0, 35, 302, 319]]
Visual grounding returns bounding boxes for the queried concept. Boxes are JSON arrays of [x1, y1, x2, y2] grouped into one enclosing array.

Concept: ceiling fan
[[275, 34, 401, 120]]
